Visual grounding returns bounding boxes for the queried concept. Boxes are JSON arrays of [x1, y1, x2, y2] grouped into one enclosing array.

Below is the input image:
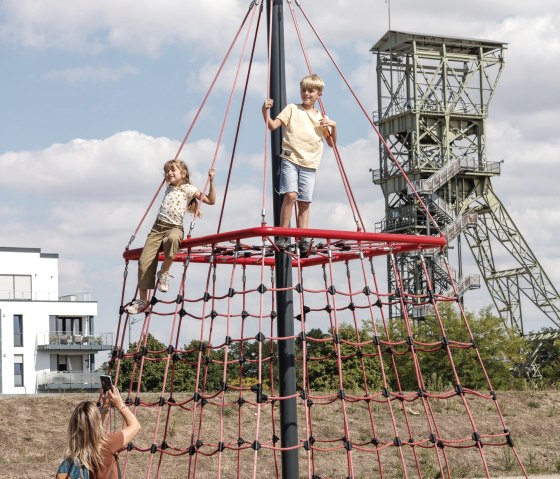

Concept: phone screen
[[100, 375, 113, 393]]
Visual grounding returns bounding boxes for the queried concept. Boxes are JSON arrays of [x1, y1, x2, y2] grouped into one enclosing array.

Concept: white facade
[[0, 247, 112, 394]]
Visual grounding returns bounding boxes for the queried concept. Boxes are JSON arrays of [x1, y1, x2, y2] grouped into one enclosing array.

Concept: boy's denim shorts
[[279, 158, 316, 202]]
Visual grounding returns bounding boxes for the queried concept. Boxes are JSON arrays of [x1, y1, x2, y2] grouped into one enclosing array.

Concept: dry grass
[[1, 390, 560, 478]]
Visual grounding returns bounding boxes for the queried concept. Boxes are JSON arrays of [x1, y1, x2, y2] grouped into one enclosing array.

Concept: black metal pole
[[267, 1, 299, 478]]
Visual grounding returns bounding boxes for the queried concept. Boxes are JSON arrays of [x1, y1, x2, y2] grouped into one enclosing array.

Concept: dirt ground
[[1, 390, 559, 478]]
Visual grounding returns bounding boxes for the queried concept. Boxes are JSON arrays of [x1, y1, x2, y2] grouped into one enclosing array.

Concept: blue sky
[[1, 0, 559, 346]]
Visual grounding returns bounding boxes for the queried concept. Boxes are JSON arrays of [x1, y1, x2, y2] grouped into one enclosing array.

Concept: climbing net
[[108, 228, 527, 479], [106, 1, 528, 478]]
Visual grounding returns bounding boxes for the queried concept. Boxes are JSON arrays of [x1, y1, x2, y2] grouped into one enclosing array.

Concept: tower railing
[[443, 213, 478, 243], [409, 158, 502, 196]]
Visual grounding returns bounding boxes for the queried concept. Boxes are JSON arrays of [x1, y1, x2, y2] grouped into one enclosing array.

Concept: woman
[[56, 386, 141, 479]]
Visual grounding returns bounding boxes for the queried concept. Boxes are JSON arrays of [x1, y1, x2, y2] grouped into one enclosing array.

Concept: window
[[0, 275, 31, 300], [14, 355, 23, 387], [58, 355, 67, 372], [13, 315, 23, 347], [14, 276, 31, 299], [56, 316, 83, 335]]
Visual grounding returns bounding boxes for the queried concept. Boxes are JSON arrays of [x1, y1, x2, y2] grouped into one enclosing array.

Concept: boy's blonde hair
[[300, 74, 324, 93], [163, 159, 199, 216]]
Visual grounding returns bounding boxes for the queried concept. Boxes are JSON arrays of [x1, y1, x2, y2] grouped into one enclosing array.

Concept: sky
[[1, 0, 559, 351]]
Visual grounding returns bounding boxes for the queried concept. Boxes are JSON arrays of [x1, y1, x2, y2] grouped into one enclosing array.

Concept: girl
[[125, 160, 216, 314], [56, 386, 140, 478]]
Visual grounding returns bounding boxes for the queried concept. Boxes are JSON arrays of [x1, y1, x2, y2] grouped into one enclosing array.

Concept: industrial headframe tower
[[370, 31, 560, 336]]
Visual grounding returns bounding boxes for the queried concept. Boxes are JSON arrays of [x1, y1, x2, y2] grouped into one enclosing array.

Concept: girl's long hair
[[163, 159, 201, 217], [66, 401, 106, 476]]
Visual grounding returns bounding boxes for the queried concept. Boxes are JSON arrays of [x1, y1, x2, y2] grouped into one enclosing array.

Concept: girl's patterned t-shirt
[[157, 183, 198, 226]]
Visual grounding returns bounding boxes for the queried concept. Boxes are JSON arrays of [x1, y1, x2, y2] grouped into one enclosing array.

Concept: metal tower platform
[[370, 30, 560, 334]]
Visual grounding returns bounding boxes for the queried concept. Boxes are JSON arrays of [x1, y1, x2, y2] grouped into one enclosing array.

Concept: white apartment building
[[0, 247, 112, 394]]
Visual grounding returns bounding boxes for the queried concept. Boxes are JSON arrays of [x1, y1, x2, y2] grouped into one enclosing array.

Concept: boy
[[262, 73, 336, 253]]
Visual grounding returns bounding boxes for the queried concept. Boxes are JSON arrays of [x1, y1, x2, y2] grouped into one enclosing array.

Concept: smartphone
[[100, 374, 113, 393]]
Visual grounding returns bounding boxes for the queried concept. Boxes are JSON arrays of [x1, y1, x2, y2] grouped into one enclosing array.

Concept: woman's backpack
[[57, 458, 90, 479]]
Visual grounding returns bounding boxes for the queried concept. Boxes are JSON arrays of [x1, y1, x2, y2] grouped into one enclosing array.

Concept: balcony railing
[[0, 290, 93, 301], [37, 331, 113, 350], [59, 291, 93, 301], [36, 371, 102, 391]]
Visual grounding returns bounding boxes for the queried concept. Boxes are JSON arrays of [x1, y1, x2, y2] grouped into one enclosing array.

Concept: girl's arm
[[197, 169, 216, 205]]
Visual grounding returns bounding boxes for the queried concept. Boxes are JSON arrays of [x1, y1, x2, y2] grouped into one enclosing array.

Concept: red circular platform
[[123, 226, 446, 267]]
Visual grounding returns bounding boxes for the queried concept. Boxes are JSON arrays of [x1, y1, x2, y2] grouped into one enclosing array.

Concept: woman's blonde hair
[[163, 159, 200, 217], [300, 74, 324, 93], [66, 401, 106, 476]]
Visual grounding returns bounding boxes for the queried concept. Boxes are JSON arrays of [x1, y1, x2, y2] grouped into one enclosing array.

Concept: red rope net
[[107, 227, 527, 478]]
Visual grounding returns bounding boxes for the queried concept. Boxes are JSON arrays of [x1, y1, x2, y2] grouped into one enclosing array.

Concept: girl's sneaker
[[157, 271, 172, 292], [125, 299, 148, 315]]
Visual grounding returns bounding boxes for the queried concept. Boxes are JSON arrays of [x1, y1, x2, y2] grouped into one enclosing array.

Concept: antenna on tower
[[386, 0, 391, 30]]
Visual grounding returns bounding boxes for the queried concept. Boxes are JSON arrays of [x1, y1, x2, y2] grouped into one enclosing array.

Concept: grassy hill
[[1, 390, 559, 478]]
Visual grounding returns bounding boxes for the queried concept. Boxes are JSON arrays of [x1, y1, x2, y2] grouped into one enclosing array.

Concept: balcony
[[36, 371, 102, 392], [59, 291, 93, 301], [37, 331, 113, 351], [0, 290, 94, 301]]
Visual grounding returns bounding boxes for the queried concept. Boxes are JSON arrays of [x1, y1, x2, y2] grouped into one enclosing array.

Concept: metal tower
[[370, 31, 560, 334]]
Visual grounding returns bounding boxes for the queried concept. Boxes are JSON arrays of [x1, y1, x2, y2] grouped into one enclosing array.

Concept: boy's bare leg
[[296, 201, 312, 256], [296, 201, 310, 229], [279, 192, 297, 228]]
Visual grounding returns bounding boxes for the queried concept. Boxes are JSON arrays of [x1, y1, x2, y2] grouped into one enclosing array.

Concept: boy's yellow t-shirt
[[276, 103, 324, 170]]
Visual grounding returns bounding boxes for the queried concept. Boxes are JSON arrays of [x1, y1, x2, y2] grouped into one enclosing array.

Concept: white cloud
[[2, 0, 560, 336], [0, 131, 220, 199], [42, 64, 139, 83], [0, 204, 22, 216], [0, 0, 246, 55]]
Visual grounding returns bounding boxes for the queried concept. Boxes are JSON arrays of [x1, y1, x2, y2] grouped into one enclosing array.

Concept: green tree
[[384, 304, 526, 391], [117, 334, 170, 393], [302, 324, 383, 392], [109, 305, 530, 395], [116, 334, 201, 393], [227, 338, 278, 391], [181, 338, 227, 393]]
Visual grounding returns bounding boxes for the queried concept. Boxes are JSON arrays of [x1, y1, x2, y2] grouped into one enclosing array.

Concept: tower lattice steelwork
[[370, 30, 560, 334]]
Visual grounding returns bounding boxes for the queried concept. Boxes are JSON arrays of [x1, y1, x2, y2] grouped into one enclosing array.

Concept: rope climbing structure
[[106, 1, 529, 478]]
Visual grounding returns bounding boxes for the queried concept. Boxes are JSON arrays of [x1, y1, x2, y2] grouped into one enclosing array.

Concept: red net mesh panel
[[105, 227, 527, 478]]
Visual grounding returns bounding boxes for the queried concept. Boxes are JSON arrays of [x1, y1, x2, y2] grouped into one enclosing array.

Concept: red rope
[[216, 3, 264, 233], [113, 235, 528, 478], [126, 3, 256, 248], [174, 4, 255, 161], [293, 0, 440, 234], [191, 2, 260, 229], [262, 1, 273, 225], [286, 0, 365, 232]]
